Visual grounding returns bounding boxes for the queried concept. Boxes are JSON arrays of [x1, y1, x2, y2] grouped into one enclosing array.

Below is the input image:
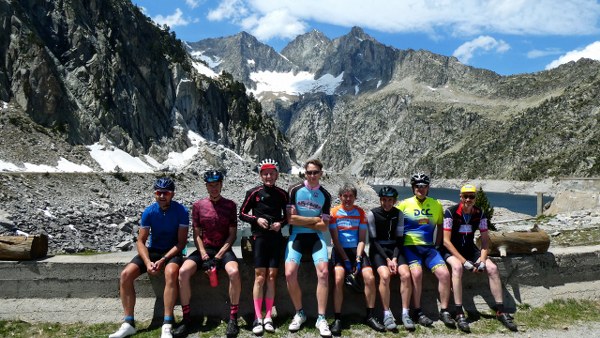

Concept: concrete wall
[[1, 246, 600, 323]]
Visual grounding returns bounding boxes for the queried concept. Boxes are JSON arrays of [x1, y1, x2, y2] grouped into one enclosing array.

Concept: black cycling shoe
[[417, 313, 434, 327], [365, 316, 385, 332], [497, 313, 518, 332], [226, 319, 239, 338], [330, 319, 342, 336], [172, 321, 189, 337], [456, 314, 470, 333], [440, 310, 456, 328]]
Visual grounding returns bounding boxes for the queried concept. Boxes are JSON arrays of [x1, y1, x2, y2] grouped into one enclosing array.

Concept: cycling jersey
[[288, 181, 331, 235], [442, 203, 488, 256], [192, 197, 237, 248], [329, 204, 367, 248], [396, 196, 443, 246], [367, 207, 404, 261], [140, 201, 189, 252], [239, 184, 288, 236]]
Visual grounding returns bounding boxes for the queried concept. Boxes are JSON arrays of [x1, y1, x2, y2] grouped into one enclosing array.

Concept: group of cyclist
[[108, 158, 518, 338]]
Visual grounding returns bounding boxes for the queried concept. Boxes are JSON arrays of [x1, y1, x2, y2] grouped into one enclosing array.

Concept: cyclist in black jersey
[[239, 159, 288, 335], [367, 186, 415, 331]]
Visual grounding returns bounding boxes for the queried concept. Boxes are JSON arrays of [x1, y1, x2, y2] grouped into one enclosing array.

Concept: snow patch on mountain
[[248, 70, 343, 96]]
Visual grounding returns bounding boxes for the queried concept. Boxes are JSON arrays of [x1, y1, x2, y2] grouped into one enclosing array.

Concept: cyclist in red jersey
[[173, 170, 241, 338]]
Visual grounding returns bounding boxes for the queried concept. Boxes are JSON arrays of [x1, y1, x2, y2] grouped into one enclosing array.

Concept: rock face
[[189, 27, 600, 181], [0, 0, 292, 171]]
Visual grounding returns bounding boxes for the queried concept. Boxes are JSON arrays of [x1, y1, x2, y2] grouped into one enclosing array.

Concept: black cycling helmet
[[344, 273, 364, 293], [410, 172, 430, 186], [378, 186, 398, 198], [203, 170, 224, 183], [154, 177, 175, 191]]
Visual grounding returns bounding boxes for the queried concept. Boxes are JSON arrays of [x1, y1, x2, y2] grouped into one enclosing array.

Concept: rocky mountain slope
[[0, 0, 293, 172], [188, 28, 600, 181]]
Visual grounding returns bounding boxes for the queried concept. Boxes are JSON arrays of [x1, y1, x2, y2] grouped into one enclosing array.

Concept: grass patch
[[1, 299, 600, 337], [550, 226, 600, 247]]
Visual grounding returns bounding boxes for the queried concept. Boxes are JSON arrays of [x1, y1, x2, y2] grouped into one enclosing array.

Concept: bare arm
[[216, 225, 237, 259], [443, 228, 467, 263]]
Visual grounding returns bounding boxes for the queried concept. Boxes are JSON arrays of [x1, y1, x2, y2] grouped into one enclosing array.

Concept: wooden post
[[536, 192, 543, 216], [0, 234, 48, 260]]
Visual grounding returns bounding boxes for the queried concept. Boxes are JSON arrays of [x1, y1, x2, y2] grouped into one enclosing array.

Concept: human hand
[[355, 260, 362, 274], [463, 260, 475, 271], [387, 259, 397, 274], [257, 217, 270, 229], [270, 222, 282, 232], [477, 261, 486, 272], [344, 260, 353, 274]]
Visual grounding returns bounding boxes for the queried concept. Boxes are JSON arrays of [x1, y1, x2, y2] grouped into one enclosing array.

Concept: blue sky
[[131, 0, 600, 76]]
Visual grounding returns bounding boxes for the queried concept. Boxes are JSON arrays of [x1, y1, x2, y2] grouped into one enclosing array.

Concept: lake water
[[233, 185, 553, 245], [372, 185, 554, 216]]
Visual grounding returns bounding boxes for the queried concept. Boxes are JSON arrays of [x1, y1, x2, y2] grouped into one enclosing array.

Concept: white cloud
[[243, 9, 307, 40], [453, 35, 510, 64], [185, 0, 200, 9], [208, 0, 600, 40], [545, 41, 600, 69], [208, 0, 249, 21], [153, 8, 193, 28], [527, 48, 564, 59]]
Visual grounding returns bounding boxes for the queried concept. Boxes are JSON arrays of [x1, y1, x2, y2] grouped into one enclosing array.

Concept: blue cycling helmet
[[378, 186, 398, 198], [203, 170, 224, 183], [154, 177, 175, 191]]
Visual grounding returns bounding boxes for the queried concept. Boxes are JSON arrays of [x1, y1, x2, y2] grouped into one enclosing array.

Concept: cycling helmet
[[410, 173, 430, 186], [378, 186, 398, 198], [344, 273, 364, 293], [154, 177, 175, 191], [258, 158, 279, 172], [203, 170, 224, 183]]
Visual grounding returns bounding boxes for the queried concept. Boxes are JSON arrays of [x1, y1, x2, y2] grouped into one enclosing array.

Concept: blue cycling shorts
[[403, 245, 446, 272], [285, 232, 328, 265]]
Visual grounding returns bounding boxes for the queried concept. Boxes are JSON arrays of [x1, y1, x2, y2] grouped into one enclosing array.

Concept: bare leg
[[485, 259, 504, 303], [163, 262, 180, 317], [119, 263, 142, 317], [253, 268, 267, 319], [178, 259, 198, 306], [225, 261, 241, 305], [398, 264, 412, 310], [333, 266, 345, 313], [446, 256, 464, 306], [362, 267, 377, 308], [376, 266, 391, 310], [433, 265, 452, 309], [315, 261, 329, 315], [285, 261, 302, 310]]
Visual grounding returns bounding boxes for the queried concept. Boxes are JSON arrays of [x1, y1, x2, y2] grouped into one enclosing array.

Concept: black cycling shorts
[[252, 233, 283, 268], [129, 249, 183, 274], [331, 247, 371, 267], [186, 247, 238, 271], [369, 243, 407, 268]]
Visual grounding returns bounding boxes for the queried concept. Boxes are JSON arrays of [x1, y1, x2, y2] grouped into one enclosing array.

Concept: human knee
[[317, 267, 329, 281]]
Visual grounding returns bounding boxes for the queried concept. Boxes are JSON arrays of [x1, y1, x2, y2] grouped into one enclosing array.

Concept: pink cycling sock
[[265, 297, 274, 318], [254, 298, 263, 319]]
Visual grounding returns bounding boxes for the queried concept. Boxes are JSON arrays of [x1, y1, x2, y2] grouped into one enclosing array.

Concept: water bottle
[[208, 265, 218, 287]]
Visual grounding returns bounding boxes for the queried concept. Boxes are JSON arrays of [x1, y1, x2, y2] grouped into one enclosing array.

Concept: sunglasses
[[155, 190, 173, 197], [462, 194, 476, 200], [305, 170, 322, 176]]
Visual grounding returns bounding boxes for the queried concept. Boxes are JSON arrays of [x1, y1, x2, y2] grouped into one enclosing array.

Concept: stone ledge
[[1, 246, 599, 322]]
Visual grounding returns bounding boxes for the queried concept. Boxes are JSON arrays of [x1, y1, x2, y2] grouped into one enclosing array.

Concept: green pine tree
[[475, 187, 496, 231]]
